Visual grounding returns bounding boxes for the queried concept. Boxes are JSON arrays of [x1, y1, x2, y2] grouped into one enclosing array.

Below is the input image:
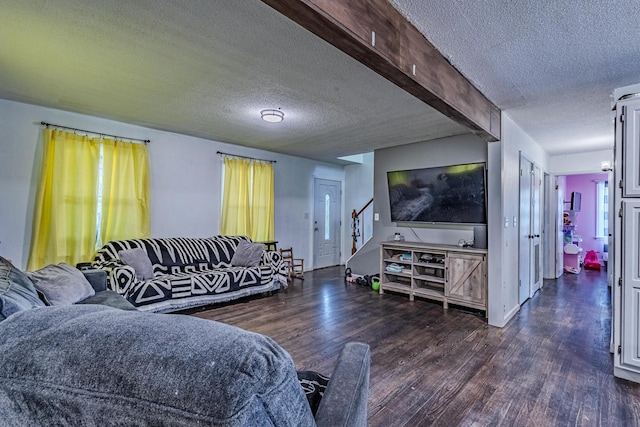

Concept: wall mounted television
[[387, 162, 487, 225], [570, 191, 581, 212]]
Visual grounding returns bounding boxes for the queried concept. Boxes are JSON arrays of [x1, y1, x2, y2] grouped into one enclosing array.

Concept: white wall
[[0, 99, 344, 269], [486, 138, 504, 326], [343, 152, 374, 262], [549, 149, 613, 175], [489, 113, 550, 327]]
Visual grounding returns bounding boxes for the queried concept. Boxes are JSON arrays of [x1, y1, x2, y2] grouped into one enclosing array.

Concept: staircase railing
[[351, 198, 374, 255]]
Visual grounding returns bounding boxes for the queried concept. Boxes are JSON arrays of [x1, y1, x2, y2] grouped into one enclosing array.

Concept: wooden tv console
[[379, 241, 487, 314]]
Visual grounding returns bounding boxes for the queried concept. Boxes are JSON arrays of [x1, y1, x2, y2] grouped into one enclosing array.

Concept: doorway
[[519, 154, 542, 304], [313, 178, 341, 269], [558, 172, 610, 274]]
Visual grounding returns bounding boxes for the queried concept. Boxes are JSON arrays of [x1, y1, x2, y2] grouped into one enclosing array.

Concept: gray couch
[[0, 257, 370, 426]]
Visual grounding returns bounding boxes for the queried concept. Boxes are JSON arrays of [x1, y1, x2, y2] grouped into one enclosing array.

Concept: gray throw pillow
[[26, 263, 95, 306], [230, 241, 264, 267], [118, 248, 154, 281], [0, 256, 46, 321]]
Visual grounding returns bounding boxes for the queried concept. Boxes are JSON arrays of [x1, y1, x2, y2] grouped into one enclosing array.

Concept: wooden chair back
[[279, 247, 304, 280]]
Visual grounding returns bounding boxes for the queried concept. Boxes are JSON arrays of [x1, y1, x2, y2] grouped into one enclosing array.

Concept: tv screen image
[[387, 162, 487, 224]]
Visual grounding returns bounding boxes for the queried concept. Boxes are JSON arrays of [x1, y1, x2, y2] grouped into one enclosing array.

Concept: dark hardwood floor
[[186, 267, 640, 426]]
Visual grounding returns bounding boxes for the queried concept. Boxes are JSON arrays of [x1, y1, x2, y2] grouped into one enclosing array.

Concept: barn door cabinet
[[614, 95, 640, 383], [446, 252, 487, 310], [379, 241, 487, 315]]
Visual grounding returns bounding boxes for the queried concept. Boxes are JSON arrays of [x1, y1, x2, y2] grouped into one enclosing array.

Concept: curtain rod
[[40, 121, 150, 144], [217, 151, 276, 163]]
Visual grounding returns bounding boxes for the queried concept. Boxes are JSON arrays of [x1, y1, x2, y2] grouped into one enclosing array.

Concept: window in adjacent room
[[220, 156, 274, 242], [596, 180, 608, 239], [27, 128, 150, 270]]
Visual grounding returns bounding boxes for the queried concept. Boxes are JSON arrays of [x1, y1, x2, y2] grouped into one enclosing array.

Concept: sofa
[[0, 256, 371, 426], [0, 257, 135, 313], [92, 235, 288, 313]]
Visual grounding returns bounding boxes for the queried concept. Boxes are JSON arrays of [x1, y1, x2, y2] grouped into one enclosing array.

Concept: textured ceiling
[[390, 0, 640, 155], [0, 0, 467, 164], [2, 1, 637, 163]]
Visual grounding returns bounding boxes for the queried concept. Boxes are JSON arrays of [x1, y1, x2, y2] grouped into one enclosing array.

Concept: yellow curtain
[[98, 138, 150, 247], [220, 157, 252, 236], [250, 161, 274, 241], [28, 129, 150, 270], [27, 129, 100, 269]]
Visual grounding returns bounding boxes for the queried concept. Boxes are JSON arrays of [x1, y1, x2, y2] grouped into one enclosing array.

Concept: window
[[324, 193, 331, 240], [28, 129, 150, 270], [596, 180, 608, 239], [220, 157, 274, 241]]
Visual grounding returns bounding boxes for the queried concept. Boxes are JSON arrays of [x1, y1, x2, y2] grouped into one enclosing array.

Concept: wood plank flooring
[[185, 267, 640, 426]]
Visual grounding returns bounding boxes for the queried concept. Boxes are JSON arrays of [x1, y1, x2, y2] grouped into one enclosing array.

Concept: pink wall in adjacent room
[[564, 173, 608, 255]]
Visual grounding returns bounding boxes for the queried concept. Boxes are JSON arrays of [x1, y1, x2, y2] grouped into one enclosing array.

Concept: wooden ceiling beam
[[261, 0, 501, 141]]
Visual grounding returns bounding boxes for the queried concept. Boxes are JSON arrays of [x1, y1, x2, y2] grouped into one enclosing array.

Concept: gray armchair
[[0, 303, 369, 426], [316, 342, 370, 427]]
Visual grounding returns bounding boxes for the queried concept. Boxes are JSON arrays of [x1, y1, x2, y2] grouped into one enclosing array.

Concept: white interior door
[[622, 201, 640, 368], [313, 178, 341, 269], [519, 156, 532, 304], [530, 164, 542, 296], [520, 156, 542, 303], [543, 173, 563, 279]]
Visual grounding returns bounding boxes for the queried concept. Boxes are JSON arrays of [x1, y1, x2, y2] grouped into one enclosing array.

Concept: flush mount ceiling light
[[260, 109, 284, 123]]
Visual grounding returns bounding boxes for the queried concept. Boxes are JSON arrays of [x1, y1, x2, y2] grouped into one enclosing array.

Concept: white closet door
[[622, 201, 640, 368], [623, 100, 640, 197]]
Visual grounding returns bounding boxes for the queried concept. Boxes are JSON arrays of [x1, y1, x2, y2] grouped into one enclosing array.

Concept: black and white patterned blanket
[[93, 236, 287, 312], [297, 370, 330, 415]]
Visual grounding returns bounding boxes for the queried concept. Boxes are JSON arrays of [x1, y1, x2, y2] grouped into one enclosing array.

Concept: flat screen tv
[[570, 191, 581, 212], [387, 162, 487, 225]]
